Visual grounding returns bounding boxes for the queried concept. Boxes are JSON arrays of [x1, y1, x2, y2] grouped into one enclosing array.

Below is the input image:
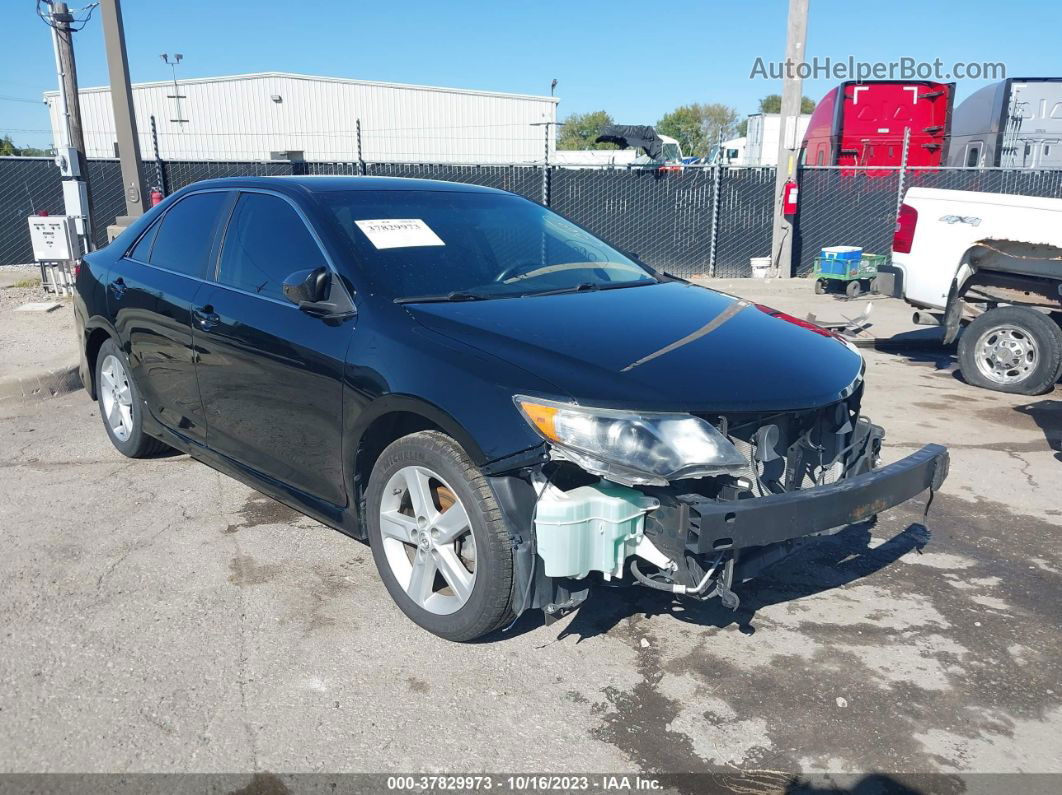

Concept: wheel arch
[[345, 396, 489, 537], [942, 242, 1062, 344], [83, 320, 120, 400]]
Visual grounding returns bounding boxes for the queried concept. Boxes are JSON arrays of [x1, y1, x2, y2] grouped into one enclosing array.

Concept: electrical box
[[54, 147, 81, 178], [28, 216, 78, 261], [61, 180, 89, 235]]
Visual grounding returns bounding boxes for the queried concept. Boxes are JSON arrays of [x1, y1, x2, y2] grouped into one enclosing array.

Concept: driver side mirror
[[282, 266, 331, 307]]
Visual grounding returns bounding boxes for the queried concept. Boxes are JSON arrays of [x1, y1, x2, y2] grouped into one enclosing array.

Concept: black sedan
[[74, 176, 948, 641]]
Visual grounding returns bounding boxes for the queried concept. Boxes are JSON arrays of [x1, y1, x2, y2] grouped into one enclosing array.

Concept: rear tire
[[95, 338, 170, 458], [366, 431, 515, 641], [846, 280, 862, 298], [957, 306, 1062, 395]]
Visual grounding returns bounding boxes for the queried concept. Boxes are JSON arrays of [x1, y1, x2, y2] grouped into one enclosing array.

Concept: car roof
[[178, 175, 511, 196]]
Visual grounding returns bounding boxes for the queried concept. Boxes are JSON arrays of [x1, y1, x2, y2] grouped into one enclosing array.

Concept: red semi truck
[[802, 80, 955, 169]]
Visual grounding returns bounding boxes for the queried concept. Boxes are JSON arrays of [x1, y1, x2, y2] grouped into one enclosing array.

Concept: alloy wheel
[[378, 465, 477, 615], [99, 354, 134, 442]]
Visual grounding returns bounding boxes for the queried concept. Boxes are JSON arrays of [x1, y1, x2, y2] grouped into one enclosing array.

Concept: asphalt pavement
[[0, 341, 1059, 782]]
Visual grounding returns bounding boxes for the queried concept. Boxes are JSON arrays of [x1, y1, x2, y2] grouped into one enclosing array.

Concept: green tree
[[656, 103, 739, 157], [557, 110, 617, 150], [758, 94, 816, 114], [0, 136, 50, 156]]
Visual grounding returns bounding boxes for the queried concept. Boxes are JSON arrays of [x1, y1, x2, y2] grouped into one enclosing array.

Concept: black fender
[[342, 393, 491, 537], [77, 314, 121, 399], [346, 393, 489, 468]]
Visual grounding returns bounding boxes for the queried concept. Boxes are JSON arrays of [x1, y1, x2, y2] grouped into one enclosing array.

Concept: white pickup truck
[[889, 187, 1062, 395]]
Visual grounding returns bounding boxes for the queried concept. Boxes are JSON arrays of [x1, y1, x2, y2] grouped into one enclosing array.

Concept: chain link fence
[[714, 167, 776, 277], [551, 167, 714, 275], [366, 162, 544, 203], [0, 158, 65, 266], [4, 155, 1062, 278], [794, 169, 900, 276], [795, 166, 1062, 275]]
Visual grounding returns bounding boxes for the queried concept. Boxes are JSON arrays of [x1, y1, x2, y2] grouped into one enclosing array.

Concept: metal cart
[[813, 253, 887, 298]]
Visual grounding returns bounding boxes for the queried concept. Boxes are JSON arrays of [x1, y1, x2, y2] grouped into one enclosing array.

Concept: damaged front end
[[488, 384, 949, 623]]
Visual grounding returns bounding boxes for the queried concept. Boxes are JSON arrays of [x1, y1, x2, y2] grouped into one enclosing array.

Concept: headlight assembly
[[514, 395, 747, 486]]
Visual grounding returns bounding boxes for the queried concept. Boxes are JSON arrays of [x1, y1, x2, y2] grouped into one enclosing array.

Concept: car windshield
[[319, 189, 657, 301], [661, 142, 682, 163]]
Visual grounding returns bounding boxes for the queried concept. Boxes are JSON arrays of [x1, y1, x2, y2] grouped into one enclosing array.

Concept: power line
[[35, 0, 99, 31], [0, 95, 43, 104]]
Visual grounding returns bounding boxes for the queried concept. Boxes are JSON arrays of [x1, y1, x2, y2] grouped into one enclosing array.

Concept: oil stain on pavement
[[576, 494, 1062, 774]]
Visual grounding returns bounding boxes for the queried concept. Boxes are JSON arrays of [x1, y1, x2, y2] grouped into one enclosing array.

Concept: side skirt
[[141, 410, 362, 540]]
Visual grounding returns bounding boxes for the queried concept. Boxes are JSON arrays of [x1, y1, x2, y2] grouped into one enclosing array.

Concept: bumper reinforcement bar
[[686, 444, 950, 553]]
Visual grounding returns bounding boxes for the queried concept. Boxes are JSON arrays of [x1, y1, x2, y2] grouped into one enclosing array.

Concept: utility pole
[[46, 1, 93, 252], [100, 0, 146, 226], [52, 3, 87, 169], [769, 0, 809, 277]]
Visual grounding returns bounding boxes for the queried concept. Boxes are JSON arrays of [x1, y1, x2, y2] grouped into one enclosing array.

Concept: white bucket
[[750, 256, 771, 279]]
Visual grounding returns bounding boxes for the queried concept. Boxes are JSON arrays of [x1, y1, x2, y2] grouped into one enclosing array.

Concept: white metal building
[[744, 113, 811, 166], [45, 72, 558, 164]]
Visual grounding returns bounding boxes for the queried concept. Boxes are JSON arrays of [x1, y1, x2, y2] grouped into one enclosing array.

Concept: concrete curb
[[0, 363, 82, 404]]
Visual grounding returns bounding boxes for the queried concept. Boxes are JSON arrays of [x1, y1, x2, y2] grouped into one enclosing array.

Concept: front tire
[[957, 306, 1062, 395], [366, 431, 515, 641], [95, 338, 169, 458]]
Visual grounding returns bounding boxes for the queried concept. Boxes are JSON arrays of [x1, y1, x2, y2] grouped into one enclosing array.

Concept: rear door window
[[217, 192, 327, 301], [149, 191, 230, 278]]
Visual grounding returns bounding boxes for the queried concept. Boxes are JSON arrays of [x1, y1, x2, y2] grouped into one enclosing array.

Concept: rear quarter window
[[128, 219, 160, 262]]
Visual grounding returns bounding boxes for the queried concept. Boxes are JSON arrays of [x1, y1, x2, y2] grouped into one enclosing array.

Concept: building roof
[[42, 71, 559, 104]]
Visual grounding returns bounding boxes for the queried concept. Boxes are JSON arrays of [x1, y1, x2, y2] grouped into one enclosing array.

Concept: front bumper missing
[[679, 443, 949, 555], [492, 443, 949, 619]]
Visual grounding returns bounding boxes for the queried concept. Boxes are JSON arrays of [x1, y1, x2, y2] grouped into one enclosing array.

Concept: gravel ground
[[0, 343, 1059, 785], [0, 269, 76, 375]]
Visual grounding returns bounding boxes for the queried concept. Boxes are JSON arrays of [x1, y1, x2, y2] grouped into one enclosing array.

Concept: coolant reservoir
[[534, 481, 658, 580]]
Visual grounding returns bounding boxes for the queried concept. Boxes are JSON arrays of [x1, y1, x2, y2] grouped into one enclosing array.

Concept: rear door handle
[[109, 277, 126, 299], [192, 304, 220, 330]]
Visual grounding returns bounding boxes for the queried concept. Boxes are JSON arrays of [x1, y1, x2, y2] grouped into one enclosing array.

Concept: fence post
[[707, 164, 722, 277], [541, 122, 551, 206], [356, 118, 365, 176], [149, 115, 167, 196], [895, 126, 911, 219]]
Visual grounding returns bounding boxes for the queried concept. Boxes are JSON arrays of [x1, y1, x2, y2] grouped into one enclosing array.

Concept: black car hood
[[408, 281, 864, 412]]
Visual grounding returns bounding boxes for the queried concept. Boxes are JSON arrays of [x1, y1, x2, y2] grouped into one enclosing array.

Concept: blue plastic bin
[[819, 246, 863, 276]]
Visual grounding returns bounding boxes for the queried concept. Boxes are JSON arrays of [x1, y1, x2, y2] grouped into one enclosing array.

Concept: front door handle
[[192, 304, 220, 330], [109, 277, 126, 299]]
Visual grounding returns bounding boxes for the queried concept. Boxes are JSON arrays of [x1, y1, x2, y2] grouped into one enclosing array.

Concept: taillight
[[893, 203, 918, 253], [73, 260, 82, 279]]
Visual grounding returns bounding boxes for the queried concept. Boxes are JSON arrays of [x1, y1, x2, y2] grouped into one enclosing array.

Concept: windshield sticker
[[354, 219, 445, 250]]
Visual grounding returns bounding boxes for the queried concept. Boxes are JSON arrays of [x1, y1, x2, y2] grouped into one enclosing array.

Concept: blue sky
[[2, 0, 1060, 148]]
